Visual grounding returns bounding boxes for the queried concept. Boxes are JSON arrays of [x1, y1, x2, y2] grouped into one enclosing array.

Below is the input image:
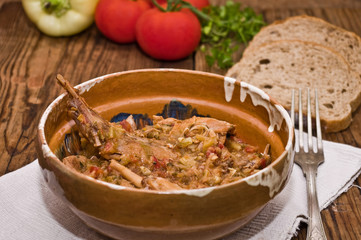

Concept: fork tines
[[291, 88, 323, 153]]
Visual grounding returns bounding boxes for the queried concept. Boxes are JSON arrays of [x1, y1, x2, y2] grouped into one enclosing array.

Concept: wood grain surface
[[0, 0, 360, 239]]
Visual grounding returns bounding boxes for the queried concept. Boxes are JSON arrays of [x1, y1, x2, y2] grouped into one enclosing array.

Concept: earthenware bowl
[[37, 69, 294, 240]]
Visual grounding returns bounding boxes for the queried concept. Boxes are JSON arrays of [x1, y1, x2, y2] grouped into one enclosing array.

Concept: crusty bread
[[226, 40, 361, 132], [243, 15, 361, 111]]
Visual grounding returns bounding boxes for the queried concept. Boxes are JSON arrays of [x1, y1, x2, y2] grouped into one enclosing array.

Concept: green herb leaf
[[200, 0, 266, 69]]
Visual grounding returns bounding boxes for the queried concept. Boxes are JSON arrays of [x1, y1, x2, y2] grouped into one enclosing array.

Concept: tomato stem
[[169, 0, 182, 11], [180, 1, 211, 21], [151, 0, 166, 12]]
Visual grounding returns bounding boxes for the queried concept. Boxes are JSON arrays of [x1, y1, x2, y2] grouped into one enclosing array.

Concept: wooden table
[[0, 0, 360, 239]]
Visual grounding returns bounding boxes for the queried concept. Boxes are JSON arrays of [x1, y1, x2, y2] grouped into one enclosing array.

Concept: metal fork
[[291, 88, 327, 240]]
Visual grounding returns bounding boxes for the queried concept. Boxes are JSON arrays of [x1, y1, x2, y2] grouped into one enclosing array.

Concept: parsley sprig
[[199, 1, 266, 69]]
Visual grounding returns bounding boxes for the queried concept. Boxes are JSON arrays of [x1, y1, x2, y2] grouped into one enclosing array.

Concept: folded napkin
[[1, 133, 360, 240]]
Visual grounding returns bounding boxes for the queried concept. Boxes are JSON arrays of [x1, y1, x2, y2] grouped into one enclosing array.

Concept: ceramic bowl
[[37, 69, 294, 240]]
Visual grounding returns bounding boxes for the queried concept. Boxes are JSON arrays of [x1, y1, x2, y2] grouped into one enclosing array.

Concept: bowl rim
[[38, 68, 294, 196]]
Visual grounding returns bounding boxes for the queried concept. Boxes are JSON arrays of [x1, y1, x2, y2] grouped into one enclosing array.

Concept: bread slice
[[226, 40, 361, 132], [244, 15, 361, 111]]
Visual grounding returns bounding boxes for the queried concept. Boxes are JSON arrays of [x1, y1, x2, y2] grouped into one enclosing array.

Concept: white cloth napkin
[[1, 135, 360, 240]]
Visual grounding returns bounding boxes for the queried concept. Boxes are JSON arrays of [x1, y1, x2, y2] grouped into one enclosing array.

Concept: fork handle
[[305, 168, 327, 240]]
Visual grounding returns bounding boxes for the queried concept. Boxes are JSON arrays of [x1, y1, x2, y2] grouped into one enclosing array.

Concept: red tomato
[[95, 0, 151, 43], [136, 8, 201, 60]]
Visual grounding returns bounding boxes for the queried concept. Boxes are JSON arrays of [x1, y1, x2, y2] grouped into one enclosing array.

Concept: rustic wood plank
[[0, 2, 41, 174]]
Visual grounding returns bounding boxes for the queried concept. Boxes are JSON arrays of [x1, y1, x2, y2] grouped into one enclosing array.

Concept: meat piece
[[195, 117, 235, 135], [145, 177, 183, 191], [57, 75, 178, 162], [168, 116, 235, 144], [153, 116, 180, 126], [62, 155, 88, 171], [57, 74, 113, 148]]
